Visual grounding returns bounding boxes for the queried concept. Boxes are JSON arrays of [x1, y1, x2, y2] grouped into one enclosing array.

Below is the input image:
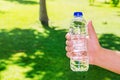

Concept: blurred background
[[0, 0, 120, 80]]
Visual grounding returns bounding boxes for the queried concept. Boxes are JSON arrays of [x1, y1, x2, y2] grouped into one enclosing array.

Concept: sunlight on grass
[[55, 72, 63, 77], [46, 0, 120, 36], [34, 50, 44, 57], [0, 50, 45, 80], [0, 0, 39, 30], [0, 1, 16, 11], [31, 22, 50, 37], [10, 52, 27, 61], [103, 77, 111, 80], [1, 64, 32, 80]]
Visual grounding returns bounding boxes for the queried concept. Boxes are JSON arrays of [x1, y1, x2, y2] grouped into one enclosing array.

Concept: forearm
[[94, 48, 120, 74]]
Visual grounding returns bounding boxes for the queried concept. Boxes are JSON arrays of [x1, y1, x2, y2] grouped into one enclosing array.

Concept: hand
[[65, 21, 102, 65]]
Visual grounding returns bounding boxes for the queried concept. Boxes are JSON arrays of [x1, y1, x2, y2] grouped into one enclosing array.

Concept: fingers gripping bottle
[[69, 12, 89, 72]]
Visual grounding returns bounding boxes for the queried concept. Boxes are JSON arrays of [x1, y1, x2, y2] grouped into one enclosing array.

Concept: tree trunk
[[40, 0, 49, 27]]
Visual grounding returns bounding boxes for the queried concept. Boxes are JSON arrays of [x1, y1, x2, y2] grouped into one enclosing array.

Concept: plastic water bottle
[[69, 12, 89, 72]]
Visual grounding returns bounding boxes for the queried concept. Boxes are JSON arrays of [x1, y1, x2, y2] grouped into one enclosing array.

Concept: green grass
[[0, 0, 120, 80]]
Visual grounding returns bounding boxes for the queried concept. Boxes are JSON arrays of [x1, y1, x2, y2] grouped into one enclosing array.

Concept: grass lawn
[[0, 0, 120, 80]]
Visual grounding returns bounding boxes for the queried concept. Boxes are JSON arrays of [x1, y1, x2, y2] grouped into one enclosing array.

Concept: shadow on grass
[[5, 0, 38, 4], [99, 33, 120, 50], [0, 27, 120, 80]]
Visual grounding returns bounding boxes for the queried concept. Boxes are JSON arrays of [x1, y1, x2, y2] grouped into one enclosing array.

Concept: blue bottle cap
[[74, 12, 83, 17]]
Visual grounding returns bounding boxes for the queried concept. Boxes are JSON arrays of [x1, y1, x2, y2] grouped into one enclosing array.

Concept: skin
[[65, 21, 120, 74]]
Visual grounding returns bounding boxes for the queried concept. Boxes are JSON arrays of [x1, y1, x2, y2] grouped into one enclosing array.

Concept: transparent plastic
[[69, 12, 89, 72]]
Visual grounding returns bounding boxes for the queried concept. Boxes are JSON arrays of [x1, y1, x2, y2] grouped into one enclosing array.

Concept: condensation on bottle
[[69, 12, 89, 72]]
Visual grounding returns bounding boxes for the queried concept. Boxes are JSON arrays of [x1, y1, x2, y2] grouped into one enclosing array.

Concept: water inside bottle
[[70, 34, 89, 71], [70, 56, 89, 71]]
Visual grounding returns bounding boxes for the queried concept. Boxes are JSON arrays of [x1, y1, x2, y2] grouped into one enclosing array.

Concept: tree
[[112, 0, 119, 7], [39, 0, 49, 27]]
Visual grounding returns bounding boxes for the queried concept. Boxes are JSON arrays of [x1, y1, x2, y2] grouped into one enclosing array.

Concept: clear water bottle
[[69, 12, 89, 72]]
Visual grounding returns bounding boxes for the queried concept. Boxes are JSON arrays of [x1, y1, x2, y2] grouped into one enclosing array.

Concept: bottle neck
[[73, 16, 83, 21], [74, 16, 83, 18]]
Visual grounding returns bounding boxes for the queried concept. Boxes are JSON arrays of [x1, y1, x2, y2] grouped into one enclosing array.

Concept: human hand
[[65, 21, 102, 65]]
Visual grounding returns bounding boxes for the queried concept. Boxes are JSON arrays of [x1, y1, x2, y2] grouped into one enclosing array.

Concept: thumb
[[87, 20, 97, 39]]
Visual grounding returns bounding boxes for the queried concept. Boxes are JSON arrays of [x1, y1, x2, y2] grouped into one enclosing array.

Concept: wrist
[[92, 47, 105, 66]]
